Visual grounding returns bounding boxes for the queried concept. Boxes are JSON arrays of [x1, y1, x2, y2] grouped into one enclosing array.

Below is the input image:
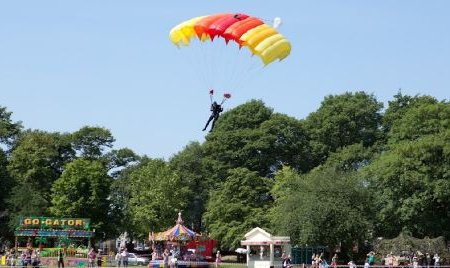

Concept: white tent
[[241, 227, 291, 268]]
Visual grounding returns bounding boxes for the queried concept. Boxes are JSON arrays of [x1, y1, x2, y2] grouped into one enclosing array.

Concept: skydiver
[[202, 101, 223, 132], [202, 90, 230, 132]]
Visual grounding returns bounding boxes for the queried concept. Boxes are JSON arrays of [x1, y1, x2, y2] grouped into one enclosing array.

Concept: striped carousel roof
[[151, 212, 197, 241]]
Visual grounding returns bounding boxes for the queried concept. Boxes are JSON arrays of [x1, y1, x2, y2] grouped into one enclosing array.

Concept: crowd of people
[[303, 251, 444, 268], [311, 253, 330, 268], [282, 252, 293, 268], [4, 248, 41, 268], [2, 244, 446, 268], [114, 248, 129, 267], [151, 246, 181, 268], [382, 251, 441, 268]]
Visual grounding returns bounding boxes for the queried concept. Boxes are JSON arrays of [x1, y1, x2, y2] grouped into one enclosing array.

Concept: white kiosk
[[241, 227, 291, 268]]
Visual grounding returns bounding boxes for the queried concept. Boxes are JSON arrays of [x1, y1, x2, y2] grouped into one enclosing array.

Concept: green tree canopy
[[382, 92, 438, 134], [203, 168, 273, 251], [0, 105, 22, 148], [50, 158, 112, 235], [0, 149, 12, 209], [258, 113, 313, 173], [7, 183, 49, 228], [6, 130, 74, 227], [169, 142, 208, 232], [8, 130, 74, 190], [364, 131, 450, 239], [203, 100, 274, 177], [213, 99, 273, 131], [109, 157, 150, 236], [304, 91, 383, 165], [270, 144, 374, 258], [126, 159, 190, 237], [387, 100, 450, 144], [71, 126, 115, 159], [0, 148, 14, 240], [203, 100, 313, 177]]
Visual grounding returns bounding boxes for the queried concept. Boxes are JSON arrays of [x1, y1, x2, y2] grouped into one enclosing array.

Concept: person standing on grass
[[57, 249, 65, 268], [215, 251, 222, 268]]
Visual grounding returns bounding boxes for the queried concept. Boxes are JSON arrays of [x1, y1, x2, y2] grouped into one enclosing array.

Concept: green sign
[[18, 217, 91, 230]]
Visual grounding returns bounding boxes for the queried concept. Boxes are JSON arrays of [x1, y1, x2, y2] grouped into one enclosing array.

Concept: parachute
[[169, 13, 291, 65]]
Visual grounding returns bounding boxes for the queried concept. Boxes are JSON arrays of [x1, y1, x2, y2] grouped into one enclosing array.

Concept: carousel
[[151, 212, 197, 242], [149, 213, 211, 268]]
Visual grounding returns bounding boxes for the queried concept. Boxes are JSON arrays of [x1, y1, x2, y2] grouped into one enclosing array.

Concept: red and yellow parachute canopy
[[169, 13, 291, 65]]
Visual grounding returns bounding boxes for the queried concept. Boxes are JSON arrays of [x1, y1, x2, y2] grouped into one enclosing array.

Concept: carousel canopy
[[150, 212, 197, 241]]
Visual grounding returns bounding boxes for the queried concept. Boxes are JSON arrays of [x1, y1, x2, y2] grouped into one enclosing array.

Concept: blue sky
[[1, 1, 449, 159]]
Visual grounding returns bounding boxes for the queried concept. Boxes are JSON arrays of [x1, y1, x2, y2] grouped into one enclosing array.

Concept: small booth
[[13, 216, 95, 267], [241, 227, 291, 268]]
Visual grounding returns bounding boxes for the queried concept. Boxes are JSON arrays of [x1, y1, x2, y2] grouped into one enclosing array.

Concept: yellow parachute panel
[[261, 39, 291, 65], [169, 16, 206, 47]]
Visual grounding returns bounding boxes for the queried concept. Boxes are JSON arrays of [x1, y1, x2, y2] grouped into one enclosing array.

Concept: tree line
[[0, 91, 449, 258]]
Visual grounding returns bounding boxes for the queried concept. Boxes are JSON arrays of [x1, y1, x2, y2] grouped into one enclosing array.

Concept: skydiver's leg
[[209, 114, 220, 132], [203, 115, 214, 131]]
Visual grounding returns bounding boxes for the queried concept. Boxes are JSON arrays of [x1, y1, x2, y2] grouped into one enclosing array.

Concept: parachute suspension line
[[198, 40, 211, 89], [224, 40, 249, 95], [178, 38, 217, 91], [206, 39, 217, 91], [215, 39, 226, 91], [176, 45, 204, 89], [206, 41, 216, 89], [225, 42, 243, 93], [214, 38, 226, 90], [200, 39, 218, 91], [233, 58, 266, 94], [198, 41, 212, 90]]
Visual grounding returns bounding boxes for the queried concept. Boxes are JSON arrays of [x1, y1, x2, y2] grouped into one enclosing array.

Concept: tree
[[213, 99, 273, 132], [363, 131, 450, 239], [71, 126, 115, 159], [50, 159, 112, 235], [7, 183, 49, 227], [258, 113, 313, 174], [126, 159, 190, 237], [271, 166, 371, 259], [0, 148, 14, 241], [387, 100, 450, 144], [270, 144, 375, 259], [203, 100, 313, 177], [109, 156, 151, 237], [7, 130, 74, 229], [169, 142, 208, 232], [0, 105, 22, 149], [203, 100, 274, 177], [0, 149, 11, 209], [103, 148, 140, 178], [324, 143, 376, 172], [304, 92, 383, 165], [382, 92, 438, 134], [8, 130, 74, 190], [203, 168, 273, 250]]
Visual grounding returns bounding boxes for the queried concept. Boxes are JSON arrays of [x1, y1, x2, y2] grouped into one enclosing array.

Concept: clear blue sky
[[1, 1, 449, 159]]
